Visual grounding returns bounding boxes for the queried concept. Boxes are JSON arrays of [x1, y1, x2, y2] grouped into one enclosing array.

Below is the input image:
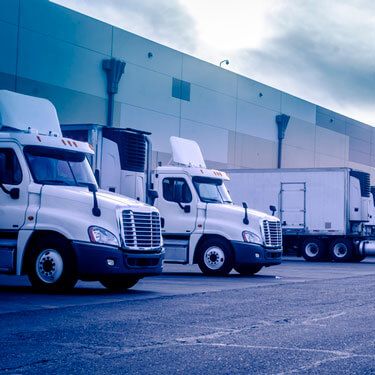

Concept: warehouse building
[[1, 0, 374, 180]]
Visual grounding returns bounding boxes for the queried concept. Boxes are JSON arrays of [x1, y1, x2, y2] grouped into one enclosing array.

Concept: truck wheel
[[329, 239, 353, 262], [301, 239, 327, 261], [197, 239, 234, 276], [234, 265, 263, 276], [28, 238, 77, 291], [100, 277, 140, 291]]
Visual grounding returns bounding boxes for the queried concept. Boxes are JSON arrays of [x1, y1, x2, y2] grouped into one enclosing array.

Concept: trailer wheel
[[301, 238, 327, 261], [100, 277, 140, 291], [329, 238, 353, 262], [28, 238, 77, 291], [197, 238, 234, 276], [234, 265, 263, 276]]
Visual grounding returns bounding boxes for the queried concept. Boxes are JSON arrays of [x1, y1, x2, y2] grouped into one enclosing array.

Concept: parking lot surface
[[0, 258, 374, 374]]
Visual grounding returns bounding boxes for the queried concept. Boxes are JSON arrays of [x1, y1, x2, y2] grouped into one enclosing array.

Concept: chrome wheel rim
[[333, 243, 348, 258], [204, 246, 225, 270], [305, 243, 319, 258], [36, 249, 63, 284]]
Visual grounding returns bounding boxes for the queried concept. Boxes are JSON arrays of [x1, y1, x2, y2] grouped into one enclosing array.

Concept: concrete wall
[[1, 0, 374, 181]]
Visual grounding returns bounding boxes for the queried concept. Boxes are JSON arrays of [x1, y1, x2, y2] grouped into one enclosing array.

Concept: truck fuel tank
[[359, 241, 375, 256]]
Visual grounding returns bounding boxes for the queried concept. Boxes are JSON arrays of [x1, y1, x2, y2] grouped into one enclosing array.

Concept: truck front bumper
[[72, 241, 164, 280], [231, 241, 282, 267]]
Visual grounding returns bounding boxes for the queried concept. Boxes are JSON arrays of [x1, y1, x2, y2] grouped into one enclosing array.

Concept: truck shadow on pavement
[[0, 283, 156, 296], [160, 272, 279, 279]]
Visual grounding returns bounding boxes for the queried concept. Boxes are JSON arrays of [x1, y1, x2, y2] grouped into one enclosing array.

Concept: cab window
[[163, 178, 192, 203], [0, 148, 22, 185]]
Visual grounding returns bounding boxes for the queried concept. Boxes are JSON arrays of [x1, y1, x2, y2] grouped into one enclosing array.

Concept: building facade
[[1, 0, 374, 180]]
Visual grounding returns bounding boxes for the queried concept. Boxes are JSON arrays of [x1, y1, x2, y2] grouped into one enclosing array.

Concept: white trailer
[[0, 90, 164, 291], [225, 168, 375, 262], [62, 124, 283, 275]]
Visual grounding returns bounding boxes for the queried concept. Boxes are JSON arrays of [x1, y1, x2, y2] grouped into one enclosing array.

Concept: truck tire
[[28, 238, 77, 291], [197, 238, 234, 276], [301, 238, 327, 261], [329, 238, 353, 262], [100, 277, 140, 291], [234, 265, 263, 276]]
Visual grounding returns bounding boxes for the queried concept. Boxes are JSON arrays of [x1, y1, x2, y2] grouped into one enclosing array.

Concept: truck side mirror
[[0, 183, 20, 200], [87, 183, 101, 217], [242, 202, 249, 225], [10, 188, 20, 200], [88, 183, 98, 193], [270, 205, 277, 216], [184, 205, 191, 213], [148, 189, 158, 205]]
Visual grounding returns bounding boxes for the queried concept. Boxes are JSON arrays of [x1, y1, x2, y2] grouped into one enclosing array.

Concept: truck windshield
[[192, 176, 232, 204], [24, 146, 97, 187]]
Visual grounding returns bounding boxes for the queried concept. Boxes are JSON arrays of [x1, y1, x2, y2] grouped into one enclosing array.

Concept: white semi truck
[[62, 125, 283, 275], [225, 168, 375, 262], [0, 90, 164, 291]]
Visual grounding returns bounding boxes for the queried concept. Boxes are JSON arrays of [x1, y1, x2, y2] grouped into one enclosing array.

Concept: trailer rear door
[[280, 182, 306, 229]]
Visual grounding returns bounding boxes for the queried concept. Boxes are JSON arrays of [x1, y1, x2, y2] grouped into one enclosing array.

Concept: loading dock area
[[0, 258, 374, 373]]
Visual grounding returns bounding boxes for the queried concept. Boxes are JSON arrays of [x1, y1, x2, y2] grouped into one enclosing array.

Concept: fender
[[189, 230, 232, 264]]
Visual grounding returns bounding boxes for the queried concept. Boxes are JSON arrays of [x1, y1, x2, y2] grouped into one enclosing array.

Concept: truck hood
[[40, 185, 156, 212], [207, 203, 279, 222], [203, 203, 279, 242], [35, 185, 158, 243]]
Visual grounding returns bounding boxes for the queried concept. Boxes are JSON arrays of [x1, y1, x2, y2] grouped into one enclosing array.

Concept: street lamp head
[[219, 59, 229, 67]]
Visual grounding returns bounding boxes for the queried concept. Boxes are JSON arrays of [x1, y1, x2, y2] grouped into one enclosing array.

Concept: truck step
[[0, 239, 17, 274], [163, 238, 189, 263], [0, 238, 17, 248]]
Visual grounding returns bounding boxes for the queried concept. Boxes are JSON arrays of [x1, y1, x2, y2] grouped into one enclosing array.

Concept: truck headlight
[[242, 230, 263, 245], [88, 226, 119, 247]]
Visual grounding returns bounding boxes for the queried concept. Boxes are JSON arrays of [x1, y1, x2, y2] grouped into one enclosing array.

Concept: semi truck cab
[[61, 125, 283, 276], [153, 137, 282, 275], [0, 90, 164, 291]]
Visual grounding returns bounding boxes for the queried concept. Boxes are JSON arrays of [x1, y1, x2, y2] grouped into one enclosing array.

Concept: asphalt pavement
[[0, 258, 374, 374]]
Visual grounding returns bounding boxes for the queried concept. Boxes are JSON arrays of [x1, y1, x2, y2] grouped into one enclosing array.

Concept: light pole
[[219, 59, 229, 67]]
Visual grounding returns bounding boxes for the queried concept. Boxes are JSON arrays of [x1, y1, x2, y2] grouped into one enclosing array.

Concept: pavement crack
[[302, 311, 346, 326], [0, 359, 50, 373], [175, 329, 242, 344]]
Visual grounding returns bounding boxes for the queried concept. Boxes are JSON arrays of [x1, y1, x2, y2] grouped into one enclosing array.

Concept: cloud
[[53, 0, 198, 51], [233, 0, 375, 124]]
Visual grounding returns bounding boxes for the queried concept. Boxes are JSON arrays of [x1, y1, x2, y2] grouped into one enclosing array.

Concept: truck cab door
[[0, 146, 29, 273], [0, 147, 28, 231], [154, 175, 198, 263]]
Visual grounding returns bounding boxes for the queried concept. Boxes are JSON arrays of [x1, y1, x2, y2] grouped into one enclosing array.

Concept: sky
[[53, 0, 375, 126]]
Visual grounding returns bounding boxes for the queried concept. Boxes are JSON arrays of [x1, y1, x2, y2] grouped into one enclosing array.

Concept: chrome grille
[[263, 220, 282, 247], [122, 210, 162, 249]]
